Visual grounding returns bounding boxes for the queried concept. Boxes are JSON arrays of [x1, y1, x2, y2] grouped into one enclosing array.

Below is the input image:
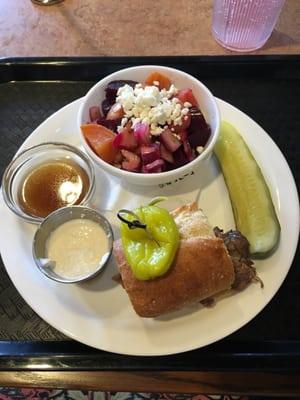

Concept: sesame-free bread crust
[[113, 203, 235, 318], [114, 237, 235, 317]]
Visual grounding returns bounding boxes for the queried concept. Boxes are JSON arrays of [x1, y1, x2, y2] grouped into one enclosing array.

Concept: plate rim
[[0, 97, 299, 356]]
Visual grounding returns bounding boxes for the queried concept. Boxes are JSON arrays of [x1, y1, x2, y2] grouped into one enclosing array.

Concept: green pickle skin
[[120, 205, 179, 280], [214, 121, 280, 257]]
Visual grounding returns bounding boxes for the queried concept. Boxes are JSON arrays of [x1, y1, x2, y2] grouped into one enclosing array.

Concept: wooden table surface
[[1, 0, 300, 395], [1, 370, 300, 396], [1, 0, 299, 57]]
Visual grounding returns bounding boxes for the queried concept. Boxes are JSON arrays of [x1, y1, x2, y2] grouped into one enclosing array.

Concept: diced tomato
[[176, 89, 198, 107], [145, 72, 171, 90], [81, 124, 119, 164]]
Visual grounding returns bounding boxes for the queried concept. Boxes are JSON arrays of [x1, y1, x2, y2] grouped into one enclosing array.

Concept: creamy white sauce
[[46, 219, 109, 279]]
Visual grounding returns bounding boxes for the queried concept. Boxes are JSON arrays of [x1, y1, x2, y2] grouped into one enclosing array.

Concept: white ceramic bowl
[[78, 65, 220, 186]]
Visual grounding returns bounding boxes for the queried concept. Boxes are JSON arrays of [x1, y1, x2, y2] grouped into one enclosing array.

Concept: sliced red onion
[[133, 122, 151, 145]]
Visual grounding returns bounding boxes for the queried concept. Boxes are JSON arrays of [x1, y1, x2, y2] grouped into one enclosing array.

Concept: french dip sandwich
[[113, 203, 262, 318]]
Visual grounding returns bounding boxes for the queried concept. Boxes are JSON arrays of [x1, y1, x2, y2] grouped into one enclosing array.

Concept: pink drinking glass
[[212, 0, 286, 52]]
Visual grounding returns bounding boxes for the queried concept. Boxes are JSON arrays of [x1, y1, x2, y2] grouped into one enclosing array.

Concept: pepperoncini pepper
[[119, 202, 179, 281]]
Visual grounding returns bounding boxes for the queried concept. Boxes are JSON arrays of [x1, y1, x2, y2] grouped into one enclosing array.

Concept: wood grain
[[1, 371, 300, 396], [0, 0, 299, 57]]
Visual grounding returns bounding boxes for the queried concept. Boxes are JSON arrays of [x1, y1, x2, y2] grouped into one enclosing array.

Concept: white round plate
[[0, 98, 299, 356]]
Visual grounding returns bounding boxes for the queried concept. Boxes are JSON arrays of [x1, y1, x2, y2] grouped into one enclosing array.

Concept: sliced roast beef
[[214, 227, 263, 291]]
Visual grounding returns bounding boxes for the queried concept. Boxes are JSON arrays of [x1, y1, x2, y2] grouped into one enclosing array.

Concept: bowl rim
[[1, 142, 96, 224], [32, 205, 114, 284], [78, 65, 221, 180]]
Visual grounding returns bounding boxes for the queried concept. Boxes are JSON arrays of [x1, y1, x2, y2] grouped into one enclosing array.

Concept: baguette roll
[[113, 203, 235, 318]]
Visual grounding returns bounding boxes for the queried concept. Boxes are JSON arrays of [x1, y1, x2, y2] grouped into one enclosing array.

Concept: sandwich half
[[114, 203, 240, 318]]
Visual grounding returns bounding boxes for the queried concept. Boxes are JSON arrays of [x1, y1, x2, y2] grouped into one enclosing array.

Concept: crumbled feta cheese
[[153, 80, 160, 86], [168, 84, 178, 97], [116, 82, 187, 135], [174, 117, 182, 126], [117, 85, 135, 111], [181, 108, 189, 115], [121, 117, 128, 126], [183, 101, 192, 108], [196, 146, 204, 154]]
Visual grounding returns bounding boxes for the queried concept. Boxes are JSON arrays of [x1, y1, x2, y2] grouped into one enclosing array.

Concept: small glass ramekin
[[1, 142, 95, 224]]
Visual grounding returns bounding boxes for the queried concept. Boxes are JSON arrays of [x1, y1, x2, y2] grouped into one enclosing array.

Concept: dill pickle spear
[[214, 121, 280, 257]]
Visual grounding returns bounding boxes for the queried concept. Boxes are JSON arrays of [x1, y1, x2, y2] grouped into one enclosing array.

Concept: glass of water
[[31, 0, 64, 5], [212, 0, 286, 52]]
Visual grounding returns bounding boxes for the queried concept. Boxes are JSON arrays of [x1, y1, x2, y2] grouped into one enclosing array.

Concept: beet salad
[[81, 72, 211, 173]]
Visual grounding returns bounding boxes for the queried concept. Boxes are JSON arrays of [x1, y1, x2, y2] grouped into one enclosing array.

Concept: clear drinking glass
[[31, 0, 64, 5], [212, 0, 286, 52]]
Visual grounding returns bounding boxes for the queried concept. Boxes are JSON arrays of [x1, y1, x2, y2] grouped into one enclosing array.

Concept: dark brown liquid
[[18, 159, 90, 218]]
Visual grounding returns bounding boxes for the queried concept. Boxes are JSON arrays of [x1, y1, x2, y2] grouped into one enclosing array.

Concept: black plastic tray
[[0, 56, 299, 372]]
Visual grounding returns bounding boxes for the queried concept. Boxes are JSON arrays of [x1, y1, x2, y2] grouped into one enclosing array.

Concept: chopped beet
[[88, 79, 210, 174], [178, 130, 188, 142], [187, 107, 211, 147], [105, 80, 138, 104], [160, 143, 174, 164], [121, 150, 141, 172], [169, 114, 191, 133], [141, 143, 160, 165], [144, 159, 165, 173], [188, 129, 211, 148], [160, 129, 182, 152], [133, 146, 141, 155], [173, 147, 188, 168], [97, 117, 121, 133], [113, 128, 138, 150], [183, 140, 195, 161], [101, 99, 111, 117]]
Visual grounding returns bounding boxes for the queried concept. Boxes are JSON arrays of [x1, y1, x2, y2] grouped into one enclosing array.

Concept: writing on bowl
[[158, 171, 195, 188]]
